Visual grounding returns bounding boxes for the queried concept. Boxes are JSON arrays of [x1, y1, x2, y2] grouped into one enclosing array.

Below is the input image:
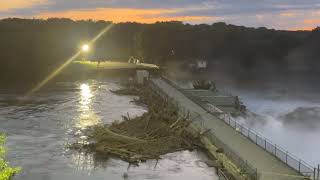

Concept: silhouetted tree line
[[0, 18, 319, 86]]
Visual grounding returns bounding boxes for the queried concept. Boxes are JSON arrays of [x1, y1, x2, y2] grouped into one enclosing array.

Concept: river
[[0, 79, 218, 180]]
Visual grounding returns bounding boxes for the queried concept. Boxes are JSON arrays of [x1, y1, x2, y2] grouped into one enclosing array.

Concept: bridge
[[72, 60, 160, 71], [151, 77, 319, 180]]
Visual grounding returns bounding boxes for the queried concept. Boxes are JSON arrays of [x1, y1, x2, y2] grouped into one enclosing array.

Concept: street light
[[82, 44, 90, 52]]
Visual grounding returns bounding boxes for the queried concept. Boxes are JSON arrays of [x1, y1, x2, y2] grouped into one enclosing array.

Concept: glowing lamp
[[82, 44, 90, 52]]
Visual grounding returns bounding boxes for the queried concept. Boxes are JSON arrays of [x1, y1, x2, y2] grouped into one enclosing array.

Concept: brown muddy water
[[0, 79, 218, 180]]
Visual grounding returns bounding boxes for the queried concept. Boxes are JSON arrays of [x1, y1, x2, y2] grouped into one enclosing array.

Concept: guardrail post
[[264, 139, 267, 149], [314, 168, 316, 180], [275, 144, 277, 156], [255, 134, 258, 145], [317, 164, 320, 180], [298, 160, 301, 173], [285, 151, 288, 164]]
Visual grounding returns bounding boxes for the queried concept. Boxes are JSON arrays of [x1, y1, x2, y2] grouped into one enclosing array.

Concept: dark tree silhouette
[[0, 18, 317, 87]]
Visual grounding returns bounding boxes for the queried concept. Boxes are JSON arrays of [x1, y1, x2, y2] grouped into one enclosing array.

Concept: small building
[[196, 59, 208, 69], [196, 59, 208, 70], [189, 58, 208, 71]]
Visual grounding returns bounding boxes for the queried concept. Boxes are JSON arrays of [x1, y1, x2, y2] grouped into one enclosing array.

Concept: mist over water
[[171, 69, 320, 166], [226, 81, 320, 167]]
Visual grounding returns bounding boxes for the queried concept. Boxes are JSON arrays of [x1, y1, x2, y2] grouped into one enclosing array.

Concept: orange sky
[[37, 8, 210, 24], [0, 0, 48, 11], [0, 0, 319, 30]]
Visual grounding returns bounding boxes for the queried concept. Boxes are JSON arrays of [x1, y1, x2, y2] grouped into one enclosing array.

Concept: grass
[[73, 60, 159, 70], [0, 134, 20, 180]]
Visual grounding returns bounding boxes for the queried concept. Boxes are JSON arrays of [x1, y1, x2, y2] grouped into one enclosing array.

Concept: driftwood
[[73, 84, 201, 164]]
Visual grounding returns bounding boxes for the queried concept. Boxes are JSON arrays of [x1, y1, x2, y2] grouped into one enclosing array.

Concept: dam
[[150, 77, 319, 180]]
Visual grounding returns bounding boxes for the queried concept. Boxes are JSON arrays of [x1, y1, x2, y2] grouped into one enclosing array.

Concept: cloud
[[1, 0, 320, 30], [304, 19, 320, 25], [0, 0, 48, 12], [37, 8, 213, 24]]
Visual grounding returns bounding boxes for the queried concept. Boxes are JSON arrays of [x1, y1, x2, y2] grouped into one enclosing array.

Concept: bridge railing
[[187, 110, 259, 180], [217, 169, 230, 180], [220, 113, 318, 179], [149, 80, 236, 179], [150, 79, 258, 180], [185, 90, 319, 179], [159, 76, 320, 180]]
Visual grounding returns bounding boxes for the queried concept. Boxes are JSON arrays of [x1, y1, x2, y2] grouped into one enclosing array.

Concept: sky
[[0, 0, 320, 30]]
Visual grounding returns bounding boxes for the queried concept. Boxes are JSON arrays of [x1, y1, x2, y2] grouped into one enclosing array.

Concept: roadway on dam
[[151, 78, 302, 180]]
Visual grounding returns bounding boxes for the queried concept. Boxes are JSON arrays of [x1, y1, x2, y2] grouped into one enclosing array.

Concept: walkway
[[151, 78, 302, 180]]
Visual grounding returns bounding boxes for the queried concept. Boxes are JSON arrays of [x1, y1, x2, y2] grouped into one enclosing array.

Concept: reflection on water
[[0, 80, 218, 180], [80, 84, 92, 106], [77, 83, 101, 129], [71, 151, 95, 173]]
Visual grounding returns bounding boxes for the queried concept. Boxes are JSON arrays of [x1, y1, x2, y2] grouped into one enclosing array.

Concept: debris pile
[[75, 84, 201, 164]]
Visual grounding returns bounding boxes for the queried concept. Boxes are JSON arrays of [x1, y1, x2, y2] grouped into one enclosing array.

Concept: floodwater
[[0, 79, 218, 180], [174, 78, 320, 167], [231, 86, 320, 167], [214, 77, 320, 167]]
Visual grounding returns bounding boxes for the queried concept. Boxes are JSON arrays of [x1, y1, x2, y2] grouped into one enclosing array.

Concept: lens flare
[[25, 23, 114, 96]]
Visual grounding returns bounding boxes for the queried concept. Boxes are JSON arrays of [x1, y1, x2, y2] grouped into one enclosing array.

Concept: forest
[[0, 18, 319, 87]]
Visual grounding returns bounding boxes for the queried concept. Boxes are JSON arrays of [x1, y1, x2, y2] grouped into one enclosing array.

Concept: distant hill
[[0, 18, 318, 86]]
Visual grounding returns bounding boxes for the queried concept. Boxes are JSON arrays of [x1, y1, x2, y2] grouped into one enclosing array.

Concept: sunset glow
[[0, 0, 319, 30], [37, 8, 209, 24], [0, 0, 48, 11]]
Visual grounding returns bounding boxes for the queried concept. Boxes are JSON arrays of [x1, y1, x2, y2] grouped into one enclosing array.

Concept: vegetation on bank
[[0, 134, 20, 180], [72, 84, 202, 164]]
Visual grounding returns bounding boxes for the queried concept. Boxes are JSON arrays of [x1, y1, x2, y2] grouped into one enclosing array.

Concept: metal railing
[[188, 109, 259, 180], [218, 169, 230, 180], [220, 113, 318, 179], [160, 76, 320, 180], [149, 79, 257, 179]]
